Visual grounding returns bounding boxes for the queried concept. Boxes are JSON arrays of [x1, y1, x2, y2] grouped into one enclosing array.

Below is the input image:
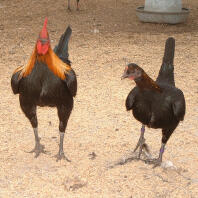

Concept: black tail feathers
[[54, 26, 77, 97], [156, 37, 175, 86], [54, 26, 72, 65], [163, 37, 175, 65]]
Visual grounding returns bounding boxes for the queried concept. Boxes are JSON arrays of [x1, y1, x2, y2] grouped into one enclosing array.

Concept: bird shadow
[[107, 150, 155, 169], [107, 153, 144, 169]]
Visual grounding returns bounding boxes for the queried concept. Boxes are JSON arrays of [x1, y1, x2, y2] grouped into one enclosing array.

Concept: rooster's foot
[[27, 141, 47, 158], [55, 151, 71, 162]]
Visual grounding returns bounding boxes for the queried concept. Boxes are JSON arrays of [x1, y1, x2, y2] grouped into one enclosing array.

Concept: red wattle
[[37, 41, 49, 55], [129, 76, 135, 80]]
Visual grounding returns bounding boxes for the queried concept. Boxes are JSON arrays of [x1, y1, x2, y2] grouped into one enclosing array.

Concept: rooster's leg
[[28, 127, 47, 158], [133, 125, 146, 158], [76, 0, 79, 11], [68, 0, 71, 11], [19, 97, 46, 158], [55, 131, 71, 162], [55, 105, 72, 162]]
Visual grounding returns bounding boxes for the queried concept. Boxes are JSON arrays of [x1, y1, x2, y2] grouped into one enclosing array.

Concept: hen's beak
[[121, 71, 128, 80]]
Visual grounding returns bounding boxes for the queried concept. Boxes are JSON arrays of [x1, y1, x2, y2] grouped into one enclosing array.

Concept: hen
[[121, 37, 186, 167]]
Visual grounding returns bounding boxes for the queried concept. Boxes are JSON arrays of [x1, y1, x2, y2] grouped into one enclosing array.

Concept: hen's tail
[[54, 26, 72, 65], [156, 37, 175, 86]]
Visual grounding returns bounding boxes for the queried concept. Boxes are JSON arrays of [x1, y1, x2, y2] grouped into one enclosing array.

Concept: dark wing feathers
[[172, 90, 186, 121], [64, 69, 77, 97], [126, 87, 138, 111], [11, 71, 21, 94], [156, 37, 175, 86]]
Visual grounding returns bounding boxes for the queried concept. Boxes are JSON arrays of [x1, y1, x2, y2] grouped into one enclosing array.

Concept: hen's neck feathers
[[135, 72, 162, 93]]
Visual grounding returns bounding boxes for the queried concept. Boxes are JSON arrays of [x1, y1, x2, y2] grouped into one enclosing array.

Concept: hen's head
[[121, 63, 143, 81], [36, 17, 50, 55]]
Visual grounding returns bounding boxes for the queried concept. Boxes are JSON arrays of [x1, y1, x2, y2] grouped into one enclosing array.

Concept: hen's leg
[[145, 143, 165, 168], [133, 125, 146, 158], [56, 103, 73, 162], [68, 0, 71, 11], [76, 0, 79, 10], [19, 96, 46, 158], [145, 127, 175, 168]]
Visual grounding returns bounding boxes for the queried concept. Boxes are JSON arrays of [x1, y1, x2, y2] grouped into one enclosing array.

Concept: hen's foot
[[133, 137, 148, 159], [145, 158, 162, 168]]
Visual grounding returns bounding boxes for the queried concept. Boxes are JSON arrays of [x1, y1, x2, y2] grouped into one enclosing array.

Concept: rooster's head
[[36, 17, 50, 55]]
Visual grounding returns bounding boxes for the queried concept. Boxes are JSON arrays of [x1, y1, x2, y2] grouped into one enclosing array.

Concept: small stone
[[161, 160, 176, 169], [88, 152, 97, 160], [93, 29, 99, 33]]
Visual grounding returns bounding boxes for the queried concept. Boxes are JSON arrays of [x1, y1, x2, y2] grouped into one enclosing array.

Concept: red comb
[[40, 17, 48, 38]]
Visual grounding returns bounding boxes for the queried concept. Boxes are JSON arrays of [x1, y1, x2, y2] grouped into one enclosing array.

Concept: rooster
[[121, 37, 186, 167], [11, 18, 77, 161], [67, 0, 80, 11]]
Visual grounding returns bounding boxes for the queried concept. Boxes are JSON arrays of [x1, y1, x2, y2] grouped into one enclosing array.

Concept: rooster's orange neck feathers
[[13, 46, 71, 80]]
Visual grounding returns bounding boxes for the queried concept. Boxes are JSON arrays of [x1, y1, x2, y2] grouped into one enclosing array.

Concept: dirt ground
[[0, 0, 198, 197]]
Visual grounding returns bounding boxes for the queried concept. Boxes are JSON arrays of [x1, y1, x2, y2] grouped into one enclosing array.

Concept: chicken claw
[[55, 151, 71, 162], [27, 141, 47, 158], [133, 125, 149, 158], [145, 158, 162, 168]]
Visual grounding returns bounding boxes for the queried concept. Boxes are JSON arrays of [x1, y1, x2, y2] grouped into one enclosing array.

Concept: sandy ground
[[0, 0, 198, 197]]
